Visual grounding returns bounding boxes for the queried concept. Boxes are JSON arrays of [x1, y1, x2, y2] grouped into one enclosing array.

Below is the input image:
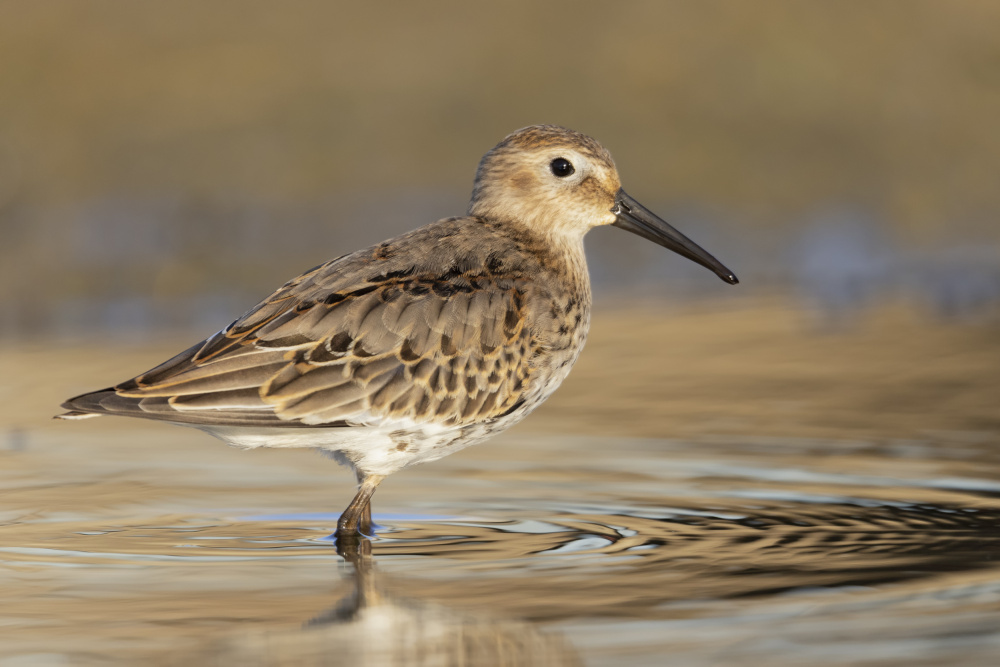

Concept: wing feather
[[60, 218, 543, 429]]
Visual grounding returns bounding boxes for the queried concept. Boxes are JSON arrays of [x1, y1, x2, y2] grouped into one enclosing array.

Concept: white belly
[[195, 417, 508, 477]]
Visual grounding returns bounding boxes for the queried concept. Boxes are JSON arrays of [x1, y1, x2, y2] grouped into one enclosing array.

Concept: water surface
[[2, 427, 998, 666]]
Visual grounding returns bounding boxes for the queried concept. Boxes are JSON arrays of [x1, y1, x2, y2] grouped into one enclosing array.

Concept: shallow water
[[2, 425, 999, 666]]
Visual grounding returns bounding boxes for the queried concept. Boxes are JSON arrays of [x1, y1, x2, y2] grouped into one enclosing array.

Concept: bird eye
[[549, 157, 575, 178]]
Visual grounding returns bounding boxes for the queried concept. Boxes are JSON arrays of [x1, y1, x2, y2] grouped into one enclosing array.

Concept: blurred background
[[3, 0, 999, 440], [2, 0, 999, 342], [3, 3, 1000, 665]]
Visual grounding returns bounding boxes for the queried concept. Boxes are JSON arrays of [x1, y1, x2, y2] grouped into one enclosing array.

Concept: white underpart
[[195, 416, 500, 477]]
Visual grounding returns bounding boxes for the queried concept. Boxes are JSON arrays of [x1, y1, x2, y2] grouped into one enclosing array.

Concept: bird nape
[[57, 124, 738, 541]]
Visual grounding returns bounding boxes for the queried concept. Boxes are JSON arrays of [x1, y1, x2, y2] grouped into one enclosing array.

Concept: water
[[2, 428, 998, 666]]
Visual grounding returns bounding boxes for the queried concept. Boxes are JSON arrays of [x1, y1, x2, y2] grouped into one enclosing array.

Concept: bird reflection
[[204, 534, 581, 666]]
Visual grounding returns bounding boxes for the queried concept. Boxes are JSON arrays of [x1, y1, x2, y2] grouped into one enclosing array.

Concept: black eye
[[550, 157, 575, 178]]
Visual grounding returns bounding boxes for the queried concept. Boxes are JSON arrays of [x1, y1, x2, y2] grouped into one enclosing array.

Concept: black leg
[[358, 498, 373, 536], [336, 473, 384, 539]]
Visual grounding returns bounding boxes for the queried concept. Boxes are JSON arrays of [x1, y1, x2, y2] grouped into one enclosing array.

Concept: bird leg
[[358, 497, 373, 536], [336, 473, 384, 540]]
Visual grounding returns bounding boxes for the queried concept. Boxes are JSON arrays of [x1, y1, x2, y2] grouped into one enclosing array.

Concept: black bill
[[611, 188, 738, 285]]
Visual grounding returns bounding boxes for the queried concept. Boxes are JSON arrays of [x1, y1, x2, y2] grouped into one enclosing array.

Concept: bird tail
[[54, 388, 119, 420]]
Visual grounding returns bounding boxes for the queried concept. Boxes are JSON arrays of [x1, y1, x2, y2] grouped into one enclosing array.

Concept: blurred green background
[[1, 0, 999, 338]]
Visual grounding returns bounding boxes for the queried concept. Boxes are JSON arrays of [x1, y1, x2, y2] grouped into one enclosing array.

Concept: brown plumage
[[58, 125, 738, 540]]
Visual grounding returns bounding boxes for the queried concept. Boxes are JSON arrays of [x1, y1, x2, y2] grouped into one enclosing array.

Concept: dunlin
[[58, 125, 738, 539]]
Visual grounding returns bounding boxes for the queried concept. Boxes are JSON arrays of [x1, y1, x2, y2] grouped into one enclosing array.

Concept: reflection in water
[[2, 433, 1000, 664], [372, 502, 1000, 607], [188, 537, 581, 666], [11, 499, 994, 665]]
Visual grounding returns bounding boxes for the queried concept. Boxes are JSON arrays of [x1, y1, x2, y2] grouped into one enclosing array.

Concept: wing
[[61, 232, 536, 429]]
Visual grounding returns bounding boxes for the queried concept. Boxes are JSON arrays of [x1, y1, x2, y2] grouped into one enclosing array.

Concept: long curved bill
[[611, 188, 739, 285]]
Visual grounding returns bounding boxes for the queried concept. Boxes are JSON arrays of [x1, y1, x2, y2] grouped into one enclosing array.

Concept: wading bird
[[58, 125, 738, 540]]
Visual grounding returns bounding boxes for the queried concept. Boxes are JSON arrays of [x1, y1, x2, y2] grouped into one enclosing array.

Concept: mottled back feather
[[62, 216, 590, 430]]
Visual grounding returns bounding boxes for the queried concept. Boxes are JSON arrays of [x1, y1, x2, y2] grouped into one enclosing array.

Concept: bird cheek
[[510, 169, 536, 193]]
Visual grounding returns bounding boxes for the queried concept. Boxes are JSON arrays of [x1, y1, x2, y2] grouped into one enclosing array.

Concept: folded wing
[[61, 251, 535, 429]]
